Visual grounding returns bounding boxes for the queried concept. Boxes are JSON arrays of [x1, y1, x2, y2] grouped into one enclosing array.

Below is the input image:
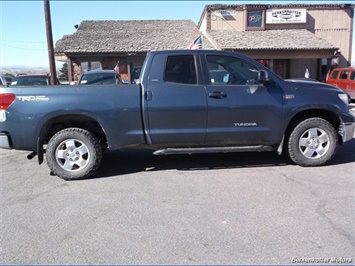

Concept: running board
[[153, 145, 275, 155]]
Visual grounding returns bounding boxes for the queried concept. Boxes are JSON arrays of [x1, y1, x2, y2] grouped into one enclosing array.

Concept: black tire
[[288, 118, 338, 166], [46, 128, 102, 180]]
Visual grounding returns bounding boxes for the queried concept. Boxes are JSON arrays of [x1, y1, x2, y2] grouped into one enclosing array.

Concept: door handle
[[145, 90, 153, 101], [208, 91, 227, 99]]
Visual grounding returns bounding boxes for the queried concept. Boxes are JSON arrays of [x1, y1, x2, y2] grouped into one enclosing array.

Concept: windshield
[[79, 72, 121, 85], [11, 76, 49, 86]]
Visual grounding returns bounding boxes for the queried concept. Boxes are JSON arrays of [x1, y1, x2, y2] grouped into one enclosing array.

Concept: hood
[[285, 78, 343, 91], [284, 78, 350, 103]]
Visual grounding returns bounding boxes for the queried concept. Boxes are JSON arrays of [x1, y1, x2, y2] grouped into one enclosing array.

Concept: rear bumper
[[0, 132, 12, 149]]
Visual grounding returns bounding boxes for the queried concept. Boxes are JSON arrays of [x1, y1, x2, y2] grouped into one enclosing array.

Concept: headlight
[[338, 94, 349, 105]]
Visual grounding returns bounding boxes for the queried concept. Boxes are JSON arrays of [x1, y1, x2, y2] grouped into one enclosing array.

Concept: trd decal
[[17, 96, 49, 102]]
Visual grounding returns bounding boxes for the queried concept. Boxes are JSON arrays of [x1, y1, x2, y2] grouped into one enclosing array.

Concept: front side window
[[340, 70, 349, 80], [164, 55, 197, 84], [207, 55, 259, 85], [350, 71, 355, 81]]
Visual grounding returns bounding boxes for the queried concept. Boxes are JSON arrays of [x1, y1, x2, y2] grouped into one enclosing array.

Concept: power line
[[1, 39, 46, 44], [0, 42, 47, 51]]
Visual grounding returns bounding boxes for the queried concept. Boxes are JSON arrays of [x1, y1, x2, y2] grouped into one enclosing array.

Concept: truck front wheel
[[288, 118, 338, 166], [46, 128, 102, 180]]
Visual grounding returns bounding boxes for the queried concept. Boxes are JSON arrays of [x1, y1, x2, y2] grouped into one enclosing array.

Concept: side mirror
[[258, 70, 270, 85]]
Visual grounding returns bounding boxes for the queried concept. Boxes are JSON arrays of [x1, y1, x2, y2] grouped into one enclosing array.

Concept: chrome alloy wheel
[[298, 127, 330, 159], [55, 138, 90, 172]]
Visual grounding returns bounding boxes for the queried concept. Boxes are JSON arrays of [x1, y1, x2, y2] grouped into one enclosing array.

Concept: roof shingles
[[55, 20, 215, 53], [55, 20, 338, 54], [209, 29, 337, 50]]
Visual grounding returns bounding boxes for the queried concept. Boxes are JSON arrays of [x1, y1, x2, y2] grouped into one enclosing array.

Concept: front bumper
[[0, 132, 12, 149], [339, 121, 355, 142]]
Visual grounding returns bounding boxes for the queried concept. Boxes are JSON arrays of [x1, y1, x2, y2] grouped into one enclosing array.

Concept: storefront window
[[81, 61, 101, 72]]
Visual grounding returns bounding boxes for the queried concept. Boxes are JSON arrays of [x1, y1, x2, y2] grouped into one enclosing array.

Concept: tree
[[58, 62, 72, 82], [3, 73, 15, 78]]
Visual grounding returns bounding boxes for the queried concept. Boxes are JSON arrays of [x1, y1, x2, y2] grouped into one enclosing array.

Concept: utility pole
[[44, 0, 57, 85]]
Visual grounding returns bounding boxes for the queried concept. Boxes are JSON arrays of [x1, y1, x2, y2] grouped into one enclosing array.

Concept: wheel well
[[284, 109, 342, 146], [40, 114, 108, 149]]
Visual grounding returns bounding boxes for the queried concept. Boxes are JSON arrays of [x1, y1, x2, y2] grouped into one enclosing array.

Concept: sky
[[0, 0, 354, 68]]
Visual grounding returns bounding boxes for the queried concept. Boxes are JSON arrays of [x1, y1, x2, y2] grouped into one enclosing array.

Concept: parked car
[[78, 70, 122, 85], [327, 67, 355, 101], [0, 75, 12, 87], [11, 75, 59, 86]]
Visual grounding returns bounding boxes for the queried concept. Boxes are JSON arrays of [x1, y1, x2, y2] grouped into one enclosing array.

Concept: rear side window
[[164, 55, 197, 84], [330, 70, 339, 79], [350, 71, 355, 81], [340, 71, 349, 80]]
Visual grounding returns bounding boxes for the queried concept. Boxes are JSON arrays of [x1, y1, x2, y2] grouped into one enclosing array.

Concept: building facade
[[198, 3, 353, 80], [54, 4, 354, 82]]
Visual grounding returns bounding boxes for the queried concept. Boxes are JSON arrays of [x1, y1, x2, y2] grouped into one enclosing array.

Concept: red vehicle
[[327, 67, 355, 101]]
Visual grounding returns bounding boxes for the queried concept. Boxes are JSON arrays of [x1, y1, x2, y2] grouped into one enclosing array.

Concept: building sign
[[247, 10, 263, 28], [214, 10, 236, 17], [266, 9, 307, 24]]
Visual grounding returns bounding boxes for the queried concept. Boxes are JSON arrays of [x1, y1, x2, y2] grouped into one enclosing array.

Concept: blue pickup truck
[[0, 50, 354, 180]]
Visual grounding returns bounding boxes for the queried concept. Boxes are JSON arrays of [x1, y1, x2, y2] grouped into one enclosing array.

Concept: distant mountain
[[1, 65, 32, 69], [0, 65, 61, 69], [0, 65, 62, 76]]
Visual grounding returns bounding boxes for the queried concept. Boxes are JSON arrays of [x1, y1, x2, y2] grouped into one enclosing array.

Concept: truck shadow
[[94, 139, 355, 179]]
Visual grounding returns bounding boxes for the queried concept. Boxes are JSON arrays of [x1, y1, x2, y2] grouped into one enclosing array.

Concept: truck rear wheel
[[287, 118, 338, 166], [46, 128, 102, 180]]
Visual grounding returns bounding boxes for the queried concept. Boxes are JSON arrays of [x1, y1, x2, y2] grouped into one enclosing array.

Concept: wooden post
[[44, 0, 57, 85]]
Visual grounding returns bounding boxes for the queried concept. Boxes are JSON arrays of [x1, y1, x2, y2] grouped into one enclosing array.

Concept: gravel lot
[[1, 137, 354, 264]]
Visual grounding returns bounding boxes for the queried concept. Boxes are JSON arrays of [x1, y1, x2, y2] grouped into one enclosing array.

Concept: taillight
[[0, 94, 16, 110]]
